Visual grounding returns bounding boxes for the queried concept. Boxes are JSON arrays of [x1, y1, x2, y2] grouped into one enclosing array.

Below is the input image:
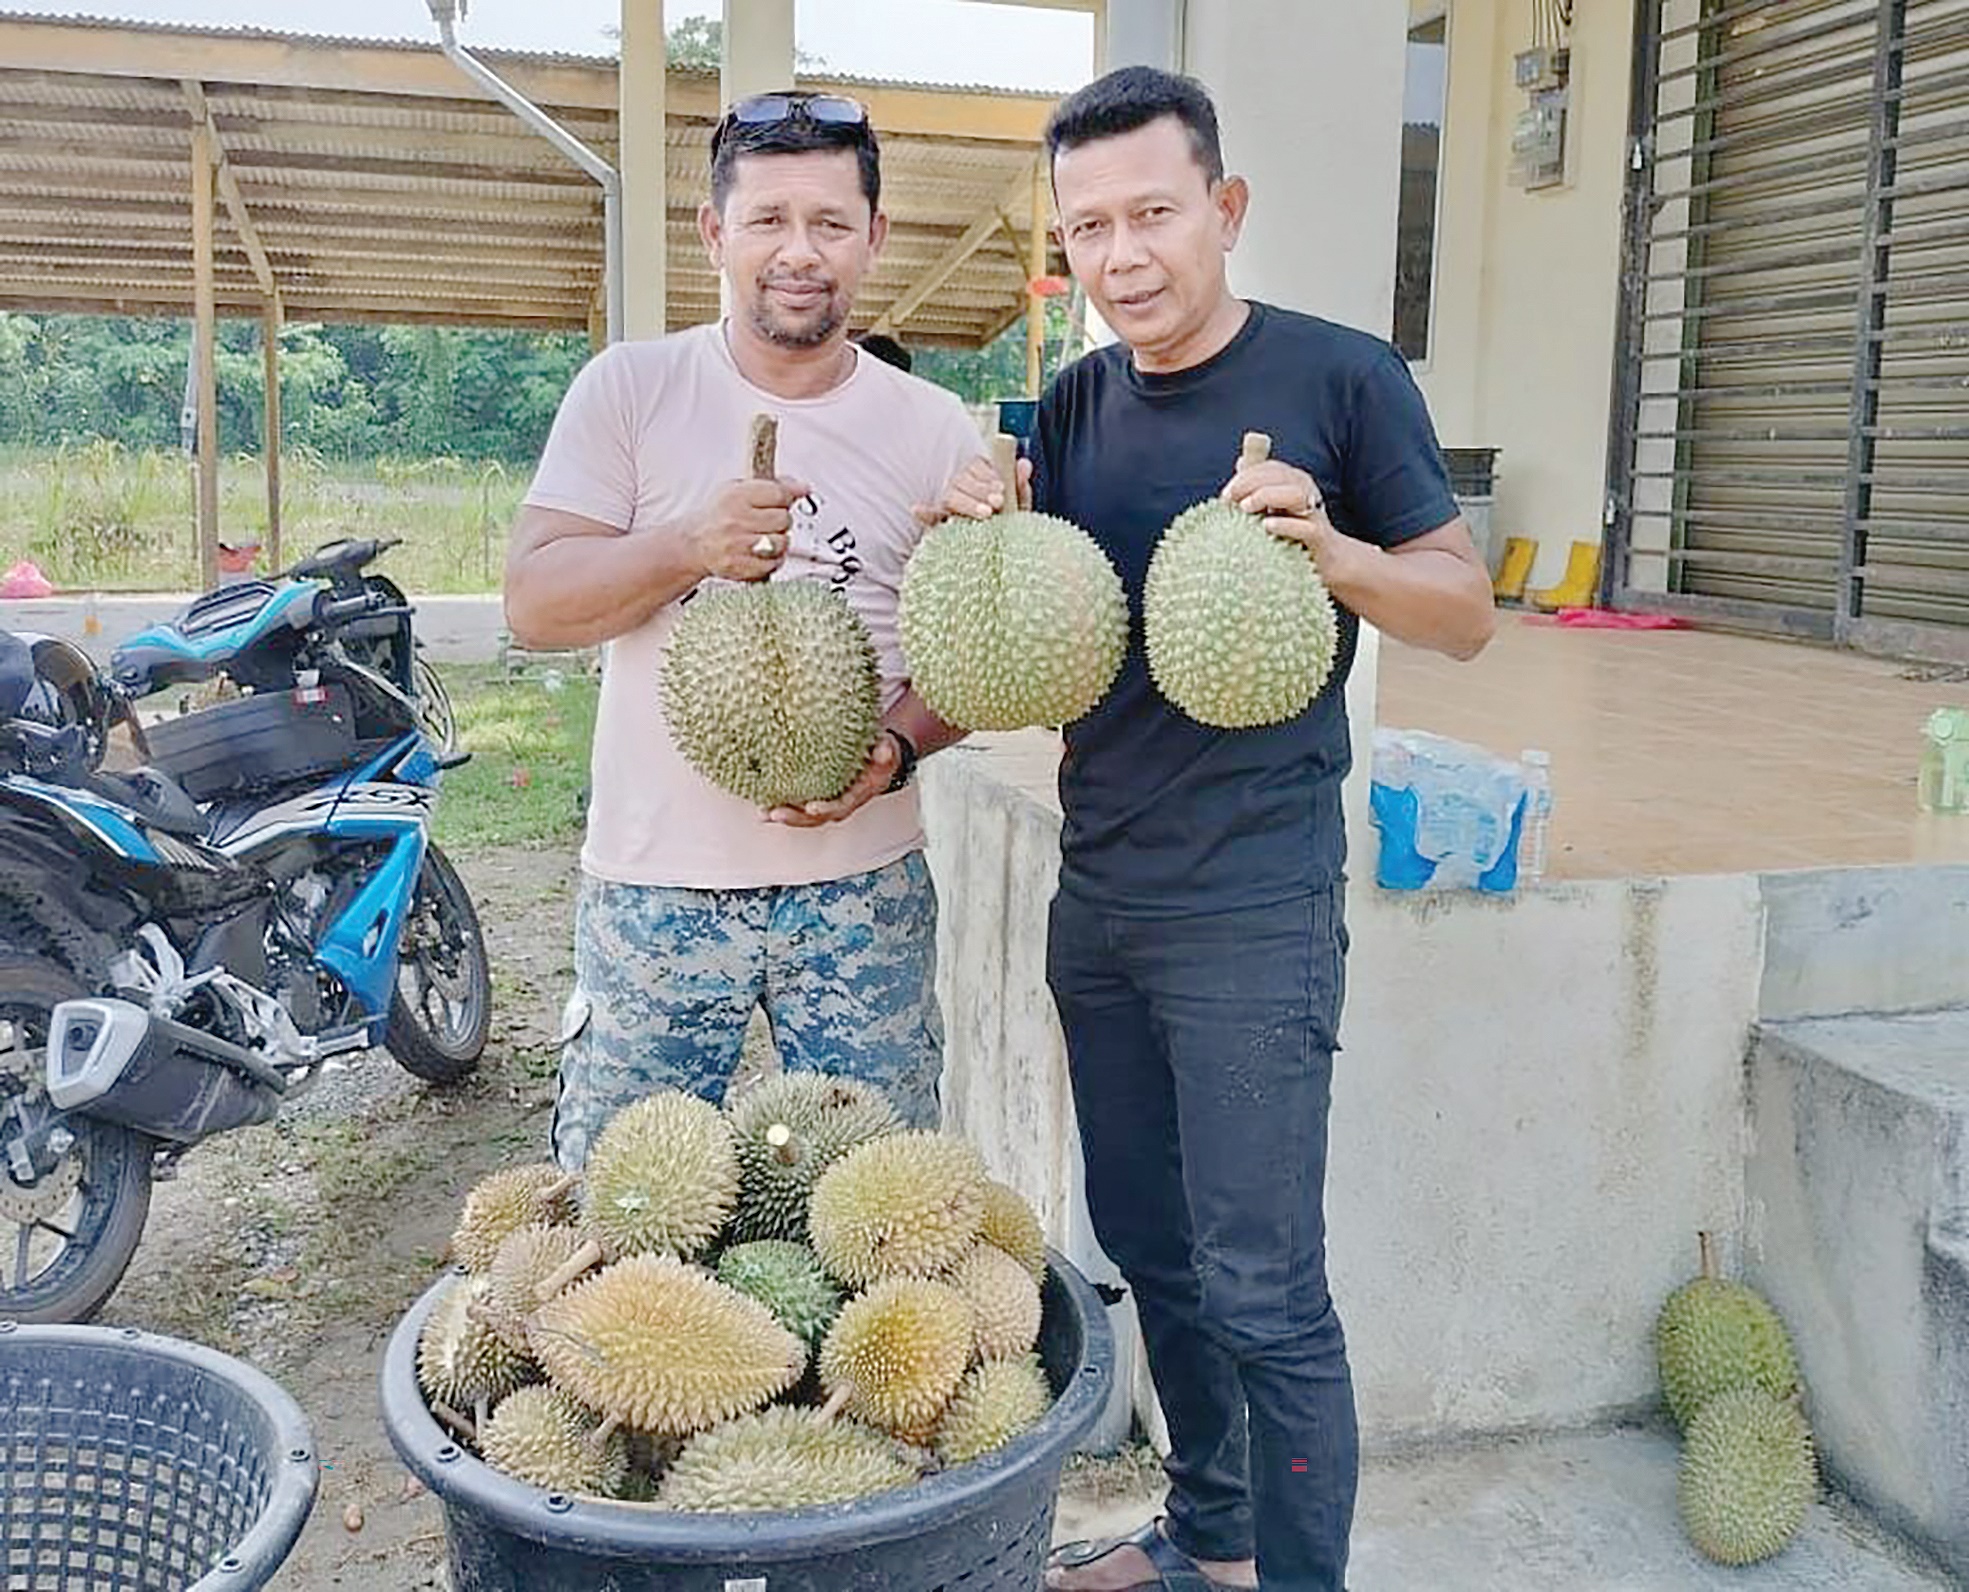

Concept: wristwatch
[[883, 728, 920, 793]]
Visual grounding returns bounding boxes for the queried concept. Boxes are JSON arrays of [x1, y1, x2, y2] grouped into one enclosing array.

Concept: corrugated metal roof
[[0, 11, 1061, 344]]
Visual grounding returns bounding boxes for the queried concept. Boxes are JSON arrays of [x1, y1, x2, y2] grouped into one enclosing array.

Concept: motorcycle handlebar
[[313, 590, 387, 628]]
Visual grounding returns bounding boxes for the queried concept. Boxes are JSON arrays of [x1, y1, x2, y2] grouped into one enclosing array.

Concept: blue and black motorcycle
[[0, 538, 489, 1323]]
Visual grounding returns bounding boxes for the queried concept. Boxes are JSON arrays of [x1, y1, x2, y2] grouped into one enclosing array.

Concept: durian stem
[[587, 1415, 623, 1456], [537, 1238, 604, 1301], [766, 1121, 799, 1166], [1698, 1229, 1717, 1281], [475, 1397, 490, 1433], [817, 1384, 853, 1425], [990, 433, 1020, 510], [1238, 432, 1272, 471], [749, 413, 778, 480], [535, 1172, 579, 1206], [431, 1400, 478, 1445]]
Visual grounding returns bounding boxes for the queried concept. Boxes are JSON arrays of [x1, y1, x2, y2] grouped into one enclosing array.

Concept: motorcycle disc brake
[[0, 1017, 83, 1225]]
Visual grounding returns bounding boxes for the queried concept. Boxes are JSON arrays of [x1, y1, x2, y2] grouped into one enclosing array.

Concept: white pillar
[[1182, 0, 1408, 868], [722, 0, 797, 105], [1101, 0, 1183, 71], [620, 0, 667, 339]]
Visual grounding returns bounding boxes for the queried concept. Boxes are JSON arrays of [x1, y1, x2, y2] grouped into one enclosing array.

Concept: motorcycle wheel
[[386, 843, 489, 1083], [0, 952, 154, 1324]]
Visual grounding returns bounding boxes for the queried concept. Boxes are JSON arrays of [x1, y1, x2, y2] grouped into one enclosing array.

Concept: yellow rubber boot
[[1528, 542, 1602, 612], [1493, 538, 1537, 602]]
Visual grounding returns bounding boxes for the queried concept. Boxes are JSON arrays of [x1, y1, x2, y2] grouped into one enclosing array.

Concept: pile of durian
[[415, 1072, 1055, 1512], [1654, 1231, 1816, 1566]]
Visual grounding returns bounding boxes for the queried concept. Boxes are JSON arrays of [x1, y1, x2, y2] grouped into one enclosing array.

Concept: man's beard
[[750, 276, 845, 348]]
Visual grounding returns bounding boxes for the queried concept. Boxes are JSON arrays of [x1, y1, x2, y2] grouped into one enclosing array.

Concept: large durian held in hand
[[899, 433, 1127, 730], [662, 413, 882, 809], [1143, 431, 1339, 729], [1655, 1230, 1801, 1434]]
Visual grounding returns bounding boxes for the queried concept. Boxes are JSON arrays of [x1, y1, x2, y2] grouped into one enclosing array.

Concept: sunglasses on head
[[713, 92, 869, 153]]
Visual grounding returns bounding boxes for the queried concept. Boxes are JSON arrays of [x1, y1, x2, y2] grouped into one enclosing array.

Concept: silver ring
[[752, 534, 778, 557]]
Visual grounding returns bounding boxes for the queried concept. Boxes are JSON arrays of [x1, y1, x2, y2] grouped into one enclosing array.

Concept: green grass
[[0, 441, 524, 593], [430, 664, 598, 853]]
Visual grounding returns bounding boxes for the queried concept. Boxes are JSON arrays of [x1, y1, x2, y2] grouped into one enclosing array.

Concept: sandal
[[1045, 1517, 1248, 1591]]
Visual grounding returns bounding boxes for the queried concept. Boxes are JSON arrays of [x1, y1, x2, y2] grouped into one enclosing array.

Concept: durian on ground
[[1677, 1384, 1817, 1566], [1655, 1232, 1801, 1433]]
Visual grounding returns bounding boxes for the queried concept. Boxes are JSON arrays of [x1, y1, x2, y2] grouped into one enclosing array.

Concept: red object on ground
[[0, 559, 54, 598], [1553, 607, 1685, 630], [217, 541, 262, 575]]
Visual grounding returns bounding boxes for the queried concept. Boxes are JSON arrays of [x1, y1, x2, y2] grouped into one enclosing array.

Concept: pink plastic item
[[1554, 607, 1685, 630], [0, 560, 55, 599]]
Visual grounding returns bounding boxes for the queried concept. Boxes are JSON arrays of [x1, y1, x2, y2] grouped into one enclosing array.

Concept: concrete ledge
[[1760, 866, 1969, 1020], [1747, 1010, 1969, 1582]]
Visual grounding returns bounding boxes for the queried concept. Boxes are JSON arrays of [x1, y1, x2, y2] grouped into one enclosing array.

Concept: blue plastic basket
[[0, 1321, 319, 1591], [382, 1249, 1115, 1592]]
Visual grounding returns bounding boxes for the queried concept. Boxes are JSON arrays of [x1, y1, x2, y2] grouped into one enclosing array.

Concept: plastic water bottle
[[1519, 749, 1553, 884]]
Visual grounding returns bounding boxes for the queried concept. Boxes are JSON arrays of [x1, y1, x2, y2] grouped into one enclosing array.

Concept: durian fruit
[[658, 1405, 919, 1513], [818, 1276, 975, 1441], [934, 1353, 1051, 1465], [725, 1071, 903, 1245], [1656, 1232, 1800, 1434], [661, 414, 880, 809], [1142, 431, 1339, 729], [530, 1254, 805, 1438], [808, 1131, 988, 1288], [545, 1091, 742, 1294], [451, 1164, 577, 1273], [481, 1223, 587, 1351], [479, 1384, 632, 1498], [898, 434, 1126, 730], [1678, 1384, 1817, 1566], [716, 1239, 842, 1351], [951, 1241, 1042, 1362], [416, 1274, 534, 1414], [978, 1179, 1046, 1285]]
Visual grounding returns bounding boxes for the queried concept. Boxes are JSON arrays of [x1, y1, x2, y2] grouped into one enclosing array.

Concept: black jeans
[[1047, 885, 1358, 1592]]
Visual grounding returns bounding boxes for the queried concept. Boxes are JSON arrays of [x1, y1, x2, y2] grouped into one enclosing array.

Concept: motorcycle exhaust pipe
[[46, 998, 287, 1144]]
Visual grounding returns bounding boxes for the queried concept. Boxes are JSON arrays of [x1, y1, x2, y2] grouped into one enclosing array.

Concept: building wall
[[1415, 0, 1637, 589]]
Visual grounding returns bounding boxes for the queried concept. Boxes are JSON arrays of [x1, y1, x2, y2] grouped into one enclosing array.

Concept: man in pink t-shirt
[[506, 92, 985, 1168]]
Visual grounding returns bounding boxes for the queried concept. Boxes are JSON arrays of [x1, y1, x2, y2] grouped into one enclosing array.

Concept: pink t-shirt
[[521, 323, 986, 889]]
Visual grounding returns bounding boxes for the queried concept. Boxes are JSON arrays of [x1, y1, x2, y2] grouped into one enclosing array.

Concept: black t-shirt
[[1029, 300, 1459, 916]]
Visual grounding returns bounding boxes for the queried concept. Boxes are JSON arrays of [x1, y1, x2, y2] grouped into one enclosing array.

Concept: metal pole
[[190, 123, 221, 591], [263, 295, 282, 573]]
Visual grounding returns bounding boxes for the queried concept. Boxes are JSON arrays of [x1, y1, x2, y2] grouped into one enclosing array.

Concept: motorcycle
[[0, 538, 490, 1323]]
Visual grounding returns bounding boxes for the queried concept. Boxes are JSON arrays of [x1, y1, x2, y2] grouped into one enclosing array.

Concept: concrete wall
[[1414, 0, 1636, 589], [920, 740, 1768, 1448]]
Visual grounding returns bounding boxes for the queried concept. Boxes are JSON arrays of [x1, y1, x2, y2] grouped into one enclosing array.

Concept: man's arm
[[504, 476, 810, 650]]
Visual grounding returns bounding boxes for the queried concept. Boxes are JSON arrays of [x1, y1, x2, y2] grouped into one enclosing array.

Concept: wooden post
[[262, 295, 282, 574], [190, 122, 221, 591], [619, 0, 667, 339], [1026, 158, 1047, 396]]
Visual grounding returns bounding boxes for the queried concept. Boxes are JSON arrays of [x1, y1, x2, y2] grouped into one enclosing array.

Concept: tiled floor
[[1379, 615, 1969, 880], [959, 616, 1969, 881]]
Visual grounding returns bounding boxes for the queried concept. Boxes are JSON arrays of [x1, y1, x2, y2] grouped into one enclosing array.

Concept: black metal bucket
[[380, 1248, 1115, 1592], [0, 1320, 319, 1591]]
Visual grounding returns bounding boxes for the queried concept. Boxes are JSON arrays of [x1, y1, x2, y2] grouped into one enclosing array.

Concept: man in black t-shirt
[[930, 67, 1494, 1592]]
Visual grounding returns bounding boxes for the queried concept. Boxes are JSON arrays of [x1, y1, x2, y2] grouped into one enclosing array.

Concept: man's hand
[[766, 730, 903, 827], [914, 455, 1030, 526], [690, 474, 812, 582], [1219, 459, 1373, 591]]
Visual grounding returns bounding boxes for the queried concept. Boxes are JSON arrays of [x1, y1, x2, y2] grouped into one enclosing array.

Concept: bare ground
[[95, 844, 586, 1591]]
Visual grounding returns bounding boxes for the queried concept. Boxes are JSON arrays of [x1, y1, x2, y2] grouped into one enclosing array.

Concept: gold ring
[[752, 534, 777, 557]]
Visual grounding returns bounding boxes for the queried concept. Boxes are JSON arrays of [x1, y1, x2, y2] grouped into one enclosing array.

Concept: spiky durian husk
[[479, 1385, 631, 1498], [416, 1274, 534, 1408], [581, 1091, 740, 1263], [481, 1223, 587, 1351], [934, 1353, 1051, 1466], [818, 1277, 974, 1440], [1678, 1386, 1817, 1566], [1142, 499, 1338, 729], [452, 1164, 576, 1273], [808, 1131, 987, 1288], [530, 1254, 805, 1437], [661, 580, 880, 809], [951, 1242, 1042, 1362], [1656, 1275, 1801, 1434], [724, 1071, 903, 1245], [715, 1240, 842, 1350], [978, 1179, 1046, 1285], [898, 510, 1127, 731], [658, 1406, 919, 1513]]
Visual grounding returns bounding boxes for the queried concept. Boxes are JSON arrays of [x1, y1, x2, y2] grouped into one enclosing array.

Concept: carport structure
[[0, 12, 1064, 582]]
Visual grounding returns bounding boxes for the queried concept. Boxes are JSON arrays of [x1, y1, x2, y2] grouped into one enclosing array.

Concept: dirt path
[[98, 844, 585, 1591]]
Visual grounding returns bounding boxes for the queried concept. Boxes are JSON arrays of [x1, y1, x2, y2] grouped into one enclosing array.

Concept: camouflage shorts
[[551, 850, 943, 1170]]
